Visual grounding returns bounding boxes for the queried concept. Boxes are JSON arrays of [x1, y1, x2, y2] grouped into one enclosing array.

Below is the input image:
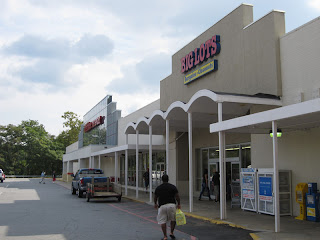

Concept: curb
[[57, 181, 260, 239], [184, 212, 246, 229], [249, 233, 260, 240], [122, 196, 146, 204], [183, 212, 260, 240], [122, 195, 260, 240]]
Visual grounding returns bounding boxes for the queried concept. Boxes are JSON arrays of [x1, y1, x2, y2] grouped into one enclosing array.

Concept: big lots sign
[[84, 116, 105, 133], [180, 35, 220, 73]]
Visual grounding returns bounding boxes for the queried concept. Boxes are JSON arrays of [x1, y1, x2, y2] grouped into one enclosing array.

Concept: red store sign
[[180, 35, 220, 73], [84, 116, 105, 133]]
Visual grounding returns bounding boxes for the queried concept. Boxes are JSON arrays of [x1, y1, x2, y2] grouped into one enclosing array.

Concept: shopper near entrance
[[154, 174, 181, 240], [143, 168, 150, 193], [213, 171, 220, 202], [198, 169, 212, 201]]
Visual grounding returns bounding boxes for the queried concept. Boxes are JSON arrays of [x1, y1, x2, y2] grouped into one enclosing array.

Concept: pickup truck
[[71, 168, 107, 198]]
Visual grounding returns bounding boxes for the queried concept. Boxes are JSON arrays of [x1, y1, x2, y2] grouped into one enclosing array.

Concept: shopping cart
[[231, 183, 241, 208]]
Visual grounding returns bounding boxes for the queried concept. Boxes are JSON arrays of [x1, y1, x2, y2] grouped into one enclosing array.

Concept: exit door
[[209, 163, 218, 198]]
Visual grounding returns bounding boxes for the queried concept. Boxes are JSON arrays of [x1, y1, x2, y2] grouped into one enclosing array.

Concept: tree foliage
[[0, 120, 64, 175], [56, 111, 83, 151], [0, 111, 82, 175]]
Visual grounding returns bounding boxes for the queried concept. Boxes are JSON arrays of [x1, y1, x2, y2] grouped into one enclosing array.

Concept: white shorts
[[157, 203, 176, 224]]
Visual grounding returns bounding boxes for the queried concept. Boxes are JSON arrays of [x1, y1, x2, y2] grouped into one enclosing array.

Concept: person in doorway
[[198, 169, 212, 201], [52, 171, 56, 183], [143, 168, 150, 193], [212, 171, 220, 202], [154, 174, 181, 240], [39, 171, 45, 184]]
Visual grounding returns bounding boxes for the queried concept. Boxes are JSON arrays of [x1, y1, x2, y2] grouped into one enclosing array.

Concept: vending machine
[[295, 183, 308, 220], [306, 183, 320, 222]]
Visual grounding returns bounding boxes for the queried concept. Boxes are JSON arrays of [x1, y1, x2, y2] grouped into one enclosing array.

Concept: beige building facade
[[63, 3, 320, 221]]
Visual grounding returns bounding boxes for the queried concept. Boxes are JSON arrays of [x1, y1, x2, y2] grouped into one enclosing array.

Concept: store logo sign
[[184, 60, 217, 85], [84, 116, 105, 133], [181, 35, 220, 85]]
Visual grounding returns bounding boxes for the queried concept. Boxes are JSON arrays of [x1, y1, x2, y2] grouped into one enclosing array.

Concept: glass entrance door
[[231, 162, 240, 183], [209, 163, 218, 198]]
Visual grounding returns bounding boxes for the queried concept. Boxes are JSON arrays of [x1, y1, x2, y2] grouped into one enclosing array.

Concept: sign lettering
[[84, 116, 105, 133], [181, 35, 220, 74]]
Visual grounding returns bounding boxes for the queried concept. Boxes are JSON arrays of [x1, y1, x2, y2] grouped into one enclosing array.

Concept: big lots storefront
[[63, 4, 320, 232]]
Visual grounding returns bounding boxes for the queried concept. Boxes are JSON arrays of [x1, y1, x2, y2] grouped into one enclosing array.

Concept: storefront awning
[[209, 98, 320, 134], [125, 89, 282, 135]]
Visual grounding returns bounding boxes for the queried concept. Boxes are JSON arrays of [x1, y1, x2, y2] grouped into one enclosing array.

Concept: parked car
[[71, 168, 107, 198], [0, 169, 5, 183]]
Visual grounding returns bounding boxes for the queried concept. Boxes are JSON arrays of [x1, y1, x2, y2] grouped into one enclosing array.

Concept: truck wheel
[[71, 185, 76, 195], [78, 189, 83, 198]]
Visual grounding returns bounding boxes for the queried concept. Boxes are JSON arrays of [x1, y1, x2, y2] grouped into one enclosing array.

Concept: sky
[[1, 0, 320, 136]]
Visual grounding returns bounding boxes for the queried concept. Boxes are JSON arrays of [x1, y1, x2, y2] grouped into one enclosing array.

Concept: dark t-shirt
[[143, 171, 149, 181], [202, 173, 207, 184], [155, 182, 178, 207], [213, 173, 220, 186]]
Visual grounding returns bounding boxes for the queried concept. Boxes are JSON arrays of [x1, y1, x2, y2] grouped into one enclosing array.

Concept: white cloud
[[308, 0, 320, 10], [0, 0, 319, 136]]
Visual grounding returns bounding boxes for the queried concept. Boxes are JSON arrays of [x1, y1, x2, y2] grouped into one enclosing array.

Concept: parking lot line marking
[[110, 203, 158, 224], [110, 203, 198, 240]]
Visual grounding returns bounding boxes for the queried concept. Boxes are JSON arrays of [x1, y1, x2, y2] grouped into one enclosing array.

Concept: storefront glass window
[[119, 151, 166, 189], [209, 148, 219, 159], [241, 145, 251, 168], [196, 143, 251, 192]]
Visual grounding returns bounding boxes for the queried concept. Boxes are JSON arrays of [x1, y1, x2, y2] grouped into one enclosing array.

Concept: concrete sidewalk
[[56, 180, 320, 240]]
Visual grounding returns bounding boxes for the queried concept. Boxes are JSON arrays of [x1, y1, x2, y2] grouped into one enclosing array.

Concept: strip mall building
[[63, 4, 320, 227]]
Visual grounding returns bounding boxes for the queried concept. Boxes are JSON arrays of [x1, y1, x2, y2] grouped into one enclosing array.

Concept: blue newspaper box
[[306, 183, 320, 222]]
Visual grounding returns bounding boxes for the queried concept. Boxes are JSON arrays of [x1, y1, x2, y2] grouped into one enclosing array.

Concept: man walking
[[213, 171, 220, 202], [52, 171, 56, 183], [39, 171, 45, 184], [143, 168, 150, 193], [198, 169, 212, 201], [154, 174, 181, 240]]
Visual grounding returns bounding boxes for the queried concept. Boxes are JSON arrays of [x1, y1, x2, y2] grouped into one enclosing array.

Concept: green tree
[[56, 111, 83, 151], [0, 120, 64, 175], [0, 124, 24, 174]]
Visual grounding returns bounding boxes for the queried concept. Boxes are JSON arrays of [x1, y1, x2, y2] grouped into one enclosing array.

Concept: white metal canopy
[[210, 98, 320, 134], [124, 89, 282, 135], [121, 89, 282, 215], [209, 98, 320, 233]]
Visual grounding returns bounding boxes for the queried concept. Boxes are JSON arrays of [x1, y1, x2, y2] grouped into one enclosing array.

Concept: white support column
[[68, 161, 73, 173], [125, 134, 128, 196], [149, 125, 153, 203], [218, 102, 226, 220], [98, 155, 101, 169], [188, 112, 193, 213], [115, 152, 118, 184], [78, 158, 81, 169], [136, 130, 139, 199], [125, 149, 128, 195], [66, 161, 70, 182], [67, 161, 70, 174], [89, 156, 92, 168], [166, 119, 169, 174], [272, 121, 280, 232]]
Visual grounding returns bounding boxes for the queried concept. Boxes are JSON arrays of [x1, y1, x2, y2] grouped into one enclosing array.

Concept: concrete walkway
[[57, 180, 320, 240]]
